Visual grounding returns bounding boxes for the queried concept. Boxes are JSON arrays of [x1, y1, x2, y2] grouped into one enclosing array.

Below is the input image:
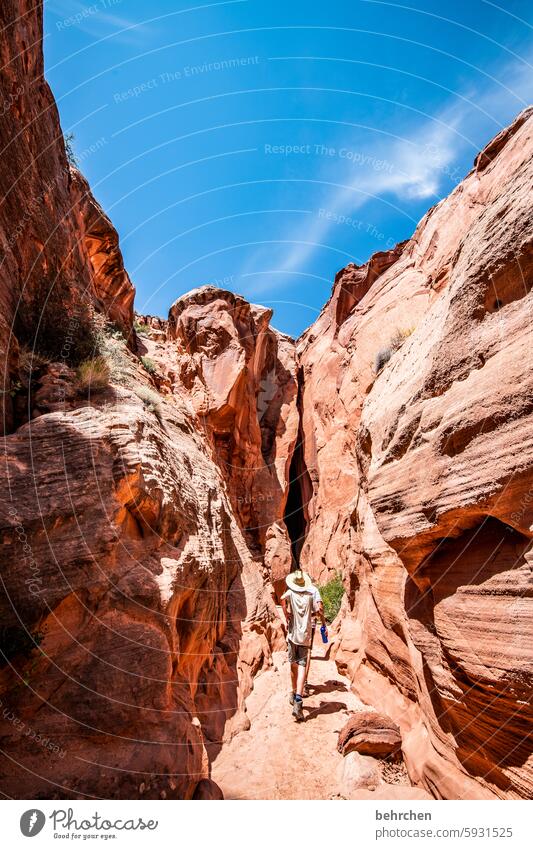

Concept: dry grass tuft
[[76, 356, 111, 396]]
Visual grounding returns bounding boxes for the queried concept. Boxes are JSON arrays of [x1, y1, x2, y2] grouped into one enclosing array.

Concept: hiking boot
[[289, 691, 296, 705], [292, 697, 304, 722]]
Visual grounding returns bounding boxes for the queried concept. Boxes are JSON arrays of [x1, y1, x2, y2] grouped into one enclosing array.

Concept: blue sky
[[44, 0, 533, 337]]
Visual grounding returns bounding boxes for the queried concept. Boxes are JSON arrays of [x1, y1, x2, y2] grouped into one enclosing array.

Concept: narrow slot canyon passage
[[211, 404, 419, 801], [210, 400, 370, 799], [283, 366, 313, 570], [283, 437, 311, 568]]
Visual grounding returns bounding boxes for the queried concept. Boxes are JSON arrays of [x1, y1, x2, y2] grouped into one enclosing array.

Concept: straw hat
[[285, 569, 313, 592]]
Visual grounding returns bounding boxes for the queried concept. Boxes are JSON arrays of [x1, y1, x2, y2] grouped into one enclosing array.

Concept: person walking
[[280, 569, 314, 721]]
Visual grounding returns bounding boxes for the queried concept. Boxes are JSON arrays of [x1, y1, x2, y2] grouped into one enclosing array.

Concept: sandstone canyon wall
[[0, 0, 531, 802], [297, 106, 533, 799], [0, 1, 288, 799]]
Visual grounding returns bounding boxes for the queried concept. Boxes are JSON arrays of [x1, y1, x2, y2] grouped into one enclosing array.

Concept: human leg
[[296, 661, 306, 697], [290, 661, 298, 700], [291, 644, 309, 721], [288, 640, 298, 702]]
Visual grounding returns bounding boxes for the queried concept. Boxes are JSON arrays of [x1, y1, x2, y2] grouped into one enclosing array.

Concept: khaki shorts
[[288, 640, 310, 666]]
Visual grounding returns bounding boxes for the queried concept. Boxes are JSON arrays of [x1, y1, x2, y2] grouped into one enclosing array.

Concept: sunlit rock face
[[298, 106, 533, 799], [135, 287, 300, 595], [167, 286, 299, 555]]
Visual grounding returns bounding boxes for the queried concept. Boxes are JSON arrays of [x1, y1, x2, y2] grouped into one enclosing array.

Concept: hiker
[[280, 569, 314, 721], [304, 580, 327, 696]]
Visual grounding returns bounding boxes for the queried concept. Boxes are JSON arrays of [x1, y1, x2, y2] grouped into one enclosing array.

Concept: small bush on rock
[[390, 327, 413, 349], [135, 386, 163, 421], [374, 346, 392, 373], [134, 320, 150, 336], [18, 345, 51, 377], [64, 132, 78, 166], [373, 327, 414, 374]]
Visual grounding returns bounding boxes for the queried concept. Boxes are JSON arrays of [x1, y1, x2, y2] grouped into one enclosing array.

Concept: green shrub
[[64, 132, 78, 166], [76, 356, 111, 396], [141, 356, 157, 374], [134, 320, 150, 336], [318, 572, 345, 623], [135, 386, 163, 421]]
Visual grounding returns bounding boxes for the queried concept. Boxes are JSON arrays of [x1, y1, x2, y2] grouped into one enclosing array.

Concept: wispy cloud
[[264, 111, 463, 278], [244, 47, 533, 284]]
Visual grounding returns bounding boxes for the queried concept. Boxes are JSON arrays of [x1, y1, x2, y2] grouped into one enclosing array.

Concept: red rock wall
[[0, 1, 135, 433], [298, 107, 533, 799], [0, 1, 89, 432], [71, 170, 135, 337], [0, 386, 277, 798], [0, 1, 281, 799], [169, 288, 299, 552]]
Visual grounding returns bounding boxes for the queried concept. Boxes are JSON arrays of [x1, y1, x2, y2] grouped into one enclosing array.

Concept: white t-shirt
[[281, 588, 313, 646]]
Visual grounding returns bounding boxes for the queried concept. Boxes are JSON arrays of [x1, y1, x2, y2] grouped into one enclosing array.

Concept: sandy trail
[[211, 633, 367, 800]]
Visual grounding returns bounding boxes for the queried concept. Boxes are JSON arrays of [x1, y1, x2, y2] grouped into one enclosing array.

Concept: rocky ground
[[212, 628, 431, 801]]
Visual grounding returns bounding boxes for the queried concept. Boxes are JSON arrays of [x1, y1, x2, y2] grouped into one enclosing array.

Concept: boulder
[[338, 711, 402, 757]]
